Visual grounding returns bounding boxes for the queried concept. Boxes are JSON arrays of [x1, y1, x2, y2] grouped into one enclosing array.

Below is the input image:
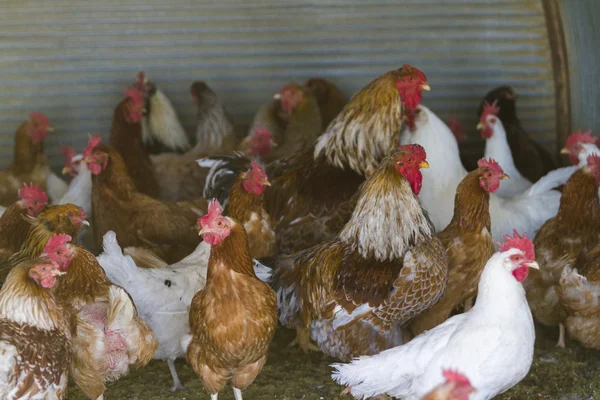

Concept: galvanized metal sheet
[[0, 0, 554, 169]]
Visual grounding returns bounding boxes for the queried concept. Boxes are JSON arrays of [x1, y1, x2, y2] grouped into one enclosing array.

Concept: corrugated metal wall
[[0, 0, 555, 170]]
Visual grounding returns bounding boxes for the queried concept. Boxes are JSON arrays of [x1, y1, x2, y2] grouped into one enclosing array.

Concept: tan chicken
[[42, 233, 157, 400], [91, 144, 206, 263], [0, 257, 71, 400], [0, 112, 67, 206], [185, 200, 277, 400], [525, 154, 600, 347], [304, 77, 347, 130], [0, 184, 48, 263], [409, 159, 506, 336], [263, 145, 448, 360]]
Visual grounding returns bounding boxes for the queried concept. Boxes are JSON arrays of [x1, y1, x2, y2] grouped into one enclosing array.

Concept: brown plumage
[[0, 203, 37, 263], [559, 244, 600, 349], [45, 236, 157, 400], [409, 166, 499, 336], [0, 118, 51, 207], [187, 217, 277, 398], [0, 203, 86, 285], [271, 148, 448, 361], [0, 257, 72, 400], [91, 144, 205, 263], [478, 86, 556, 182], [526, 165, 600, 347], [110, 92, 161, 198], [304, 77, 348, 130]]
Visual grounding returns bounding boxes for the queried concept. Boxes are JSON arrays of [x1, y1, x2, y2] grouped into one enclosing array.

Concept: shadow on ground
[[68, 324, 600, 399]]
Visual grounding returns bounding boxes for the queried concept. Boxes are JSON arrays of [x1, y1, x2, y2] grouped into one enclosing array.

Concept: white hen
[[400, 104, 577, 242], [332, 240, 538, 400]]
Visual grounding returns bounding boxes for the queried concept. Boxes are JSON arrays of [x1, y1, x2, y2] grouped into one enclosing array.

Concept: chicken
[[244, 99, 286, 157], [478, 86, 556, 182], [184, 200, 277, 400], [408, 159, 504, 337], [43, 233, 157, 400], [400, 104, 577, 241], [0, 258, 70, 400], [204, 65, 430, 254], [477, 100, 532, 197], [561, 129, 600, 167], [0, 203, 88, 285], [261, 145, 447, 360], [304, 77, 347, 130], [99, 162, 274, 391], [135, 72, 190, 153], [525, 154, 600, 348], [150, 81, 236, 201], [421, 370, 475, 400], [0, 184, 48, 263], [0, 112, 67, 206], [332, 231, 538, 400], [109, 83, 160, 198], [91, 144, 206, 263], [559, 244, 600, 349], [236, 127, 277, 161]]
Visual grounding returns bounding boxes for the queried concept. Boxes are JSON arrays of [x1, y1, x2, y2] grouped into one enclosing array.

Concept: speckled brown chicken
[[268, 145, 448, 361], [409, 159, 505, 336], [526, 155, 600, 348]]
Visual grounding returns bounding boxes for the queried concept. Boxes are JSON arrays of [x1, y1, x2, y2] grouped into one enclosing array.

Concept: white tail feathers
[[46, 171, 69, 204], [524, 165, 578, 197], [143, 88, 190, 151], [252, 259, 272, 283], [98, 231, 142, 288]]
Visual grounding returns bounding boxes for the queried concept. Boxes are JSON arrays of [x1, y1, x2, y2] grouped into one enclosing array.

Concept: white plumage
[[400, 104, 577, 242], [332, 249, 536, 400]]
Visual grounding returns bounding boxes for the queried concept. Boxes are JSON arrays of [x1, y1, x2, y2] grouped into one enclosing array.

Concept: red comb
[[565, 129, 595, 149], [125, 86, 143, 103], [480, 100, 500, 125], [253, 126, 272, 138], [248, 160, 267, 179], [61, 145, 77, 168], [498, 230, 535, 261], [134, 71, 146, 90], [199, 199, 224, 229], [29, 112, 49, 125], [18, 183, 48, 203], [442, 369, 472, 386], [83, 134, 102, 155], [43, 234, 72, 255], [397, 143, 427, 159], [402, 64, 427, 84], [448, 116, 465, 142], [477, 158, 504, 175]]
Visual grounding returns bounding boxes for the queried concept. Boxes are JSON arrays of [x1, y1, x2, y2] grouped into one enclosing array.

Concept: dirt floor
[[67, 323, 600, 400]]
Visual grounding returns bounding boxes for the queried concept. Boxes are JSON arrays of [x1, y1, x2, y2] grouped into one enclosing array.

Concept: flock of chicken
[[0, 65, 598, 400]]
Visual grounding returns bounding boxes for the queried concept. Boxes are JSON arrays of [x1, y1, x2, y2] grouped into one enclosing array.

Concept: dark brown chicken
[[266, 145, 448, 360], [478, 86, 556, 182], [304, 77, 347, 130], [91, 144, 206, 263], [409, 159, 506, 336]]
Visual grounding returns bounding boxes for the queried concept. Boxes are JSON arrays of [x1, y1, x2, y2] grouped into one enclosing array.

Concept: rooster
[[0, 112, 67, 206], [91, 144, 206, 263], [184, 199, 277, 400], [0, 203, 88, 285], [332, 231, 538, 400], [204, 65, 430, 254], [421, 370, 475, 400], [400, 104, 577, 241], [304, 77, 347, 130], [0, 257, 70, 400], [525, 154, 600, 348], [42, 234, 157, 400], [98, 163, 273, 391], [0, 184, 48, 263], [150, 81, 237, 201], [477, 100, 532, 197], [261, 145, 447, 359], [409, 158, 505, 337], [478, 86, 556, 182]]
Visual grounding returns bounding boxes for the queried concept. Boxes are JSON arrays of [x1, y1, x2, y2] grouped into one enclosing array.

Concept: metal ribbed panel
[[0, 0, 554, 169]]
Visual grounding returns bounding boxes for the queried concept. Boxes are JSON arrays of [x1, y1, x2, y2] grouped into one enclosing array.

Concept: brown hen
[[304, 77, 347, 130]]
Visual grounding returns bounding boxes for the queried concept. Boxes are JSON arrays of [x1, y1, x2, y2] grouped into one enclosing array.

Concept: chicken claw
[[288, 326, 320, 353]]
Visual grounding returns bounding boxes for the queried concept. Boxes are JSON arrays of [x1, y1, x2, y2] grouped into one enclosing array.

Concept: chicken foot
[[288, 326, 320, 353], [557, 323, 566, 348], [233, 387, 243, 400], [167, 358, 187, 392]]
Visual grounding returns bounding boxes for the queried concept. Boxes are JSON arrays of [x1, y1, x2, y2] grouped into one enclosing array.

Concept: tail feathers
[[98, 231, 143, 287], [123, 247, 169, 269], [253, 258, 273, 283], [46, 171, 69, 204], [107, 285, 158, 368], [201, 152, 252, 206], [525, 166, 578, 197], [560, 266, 600, 317], [144, 88, 190, 151]]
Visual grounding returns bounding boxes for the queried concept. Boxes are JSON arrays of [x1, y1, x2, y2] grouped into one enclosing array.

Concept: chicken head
[[477, 158, 509, 193], [83, 134, 108, 175], [242, 160, 270, 195], [43, 234, 74, 272], [395, 64, 430, 110], [198, 199, 233, 246], [28, 259, 64, 289], [18, 183, 48, 217], [28, 111, 53, 143], [249, 127, 276, 158], [498, 230, 539, 282], [561, 129, 596, 165], [394, 144, 430, 195], [476, 100, 500, 139]]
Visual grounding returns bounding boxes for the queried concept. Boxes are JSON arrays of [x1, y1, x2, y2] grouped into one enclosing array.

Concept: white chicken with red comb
[[332, 230, 538, 400]]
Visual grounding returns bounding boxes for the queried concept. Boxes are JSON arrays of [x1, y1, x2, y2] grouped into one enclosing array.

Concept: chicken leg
[[167, 358, 186, 392], [233, 387, 243, 400], [557, 323, 566, 348], [211, 394, 218, 400], [288, 326, 320, 353]]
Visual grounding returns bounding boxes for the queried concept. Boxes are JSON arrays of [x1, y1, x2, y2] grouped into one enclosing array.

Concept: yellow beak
[[47, 126, 55, 132], [500, 173, 510, 180], [62, 167, 71, 175], [476, 122, 484, 130], [262, 178, 271, 187], [198, 227, 215, 236], [273, 93, 281, 100], [81, 220, 90, 226], [418, 161, 430, 169], [526, 261, 540, 270], [560, 147, 570, 155], [421, 84, 431, 91]]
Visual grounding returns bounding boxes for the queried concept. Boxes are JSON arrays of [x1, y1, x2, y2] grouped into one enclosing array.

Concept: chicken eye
[[217, 221, 222, 227], [407, 158, 413, 163], [490, 118, 496, 123]]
